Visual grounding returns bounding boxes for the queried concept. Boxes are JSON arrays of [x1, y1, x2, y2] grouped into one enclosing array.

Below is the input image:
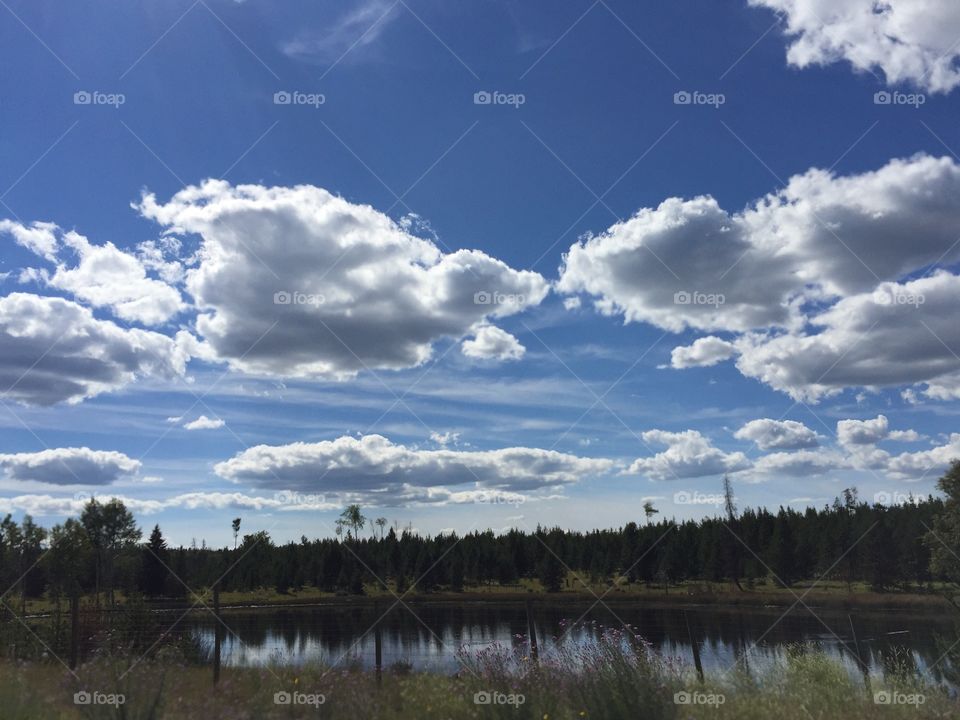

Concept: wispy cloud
[[281, 0, 401, 63]]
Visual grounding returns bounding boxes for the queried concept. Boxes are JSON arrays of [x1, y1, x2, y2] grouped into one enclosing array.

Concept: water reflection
[[181, 602, 958, 683]]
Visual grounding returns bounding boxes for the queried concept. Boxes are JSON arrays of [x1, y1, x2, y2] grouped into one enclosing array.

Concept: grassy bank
[[0, 632, 955, 719], [18, 578, 956, 618]]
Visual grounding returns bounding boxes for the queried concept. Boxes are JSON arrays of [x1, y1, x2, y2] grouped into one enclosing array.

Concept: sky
[[2, 0, 960, 547]]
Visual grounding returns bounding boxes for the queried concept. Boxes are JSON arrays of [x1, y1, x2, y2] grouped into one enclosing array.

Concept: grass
[[15, 577, 955, 619], [0, 629, 955, 719]]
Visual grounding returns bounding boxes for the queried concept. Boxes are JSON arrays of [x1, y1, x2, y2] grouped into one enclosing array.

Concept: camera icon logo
[[873, 91, 891, 105], [474, 291, 492, 304], [274, 291, 292, 305], [673, 290, 691, 304], [874, 691, 891, 705], [872, 288, 893, 305], [73, 691, 92, 705], [674, 691, 691, 705], [673, 91, 691, 105], [474, 691, 492, 705], [274, 91, 292, 105], [474, 91, 492, 105], [74, 91, 92, 105], [274, 691, 292, 705]]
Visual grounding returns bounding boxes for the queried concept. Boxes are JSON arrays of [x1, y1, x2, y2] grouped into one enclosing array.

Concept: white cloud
[[214, 433, 612, 504], [183, 415, 225, 430], [625, 429, 750, 481], [1, 220, 59, 261], [137, 180, 548, 380], [886, 434, 960, 479], [281, 0, 400, 62], [1, 221, 184, 325], [734, 418, 820, 450], [751, 448, 846, 478], [0, 447, 140, 486], [0, 293, 190, 405], [430, 431, 460, 447], [889, 429, 923, 442], [558, 155, 960, 336], [670, 336, 736, 369], [462, 324, 525, 361], [837, 414, 890, 445], [750, 0, 960, 93], [734, 272, 960, 401], [0, 491, 340, 517]]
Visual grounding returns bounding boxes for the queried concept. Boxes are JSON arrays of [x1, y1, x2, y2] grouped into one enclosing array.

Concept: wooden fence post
[[213, 584, 222, 685], [526, 600, 539, 662]]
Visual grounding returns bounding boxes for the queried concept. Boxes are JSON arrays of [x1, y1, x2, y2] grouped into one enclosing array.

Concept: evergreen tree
[[142, 524, 169, 597]]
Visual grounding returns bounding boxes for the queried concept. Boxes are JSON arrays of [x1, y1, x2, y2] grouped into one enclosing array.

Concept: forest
[[0, 477, 951, 609]]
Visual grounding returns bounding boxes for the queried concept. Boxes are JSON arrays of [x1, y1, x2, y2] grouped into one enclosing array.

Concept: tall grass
[[0, 627, 954, 719]]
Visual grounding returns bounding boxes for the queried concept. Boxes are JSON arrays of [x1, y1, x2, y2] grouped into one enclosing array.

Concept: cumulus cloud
[[1, 220, 59, 261], [559, 155, 960, 336], [183, 415, 225, 430], [0, 293, 190, 405], [734, 419, 820, 450], [750, 0, 960, 93], [837, 415, 890, 445], [889, 429, 923, 442], [462, 325, 525, 361], [625, 429, 750, 481], [137, 180, 548, 380], [734, 272, 960, 401], [214, 433, 612, 504], [751, 448, 846, 477], [886, 434, 960, 479], [0, 447, 140, 486], [1, 221, 184, 325], [670, 336, 737, 369]]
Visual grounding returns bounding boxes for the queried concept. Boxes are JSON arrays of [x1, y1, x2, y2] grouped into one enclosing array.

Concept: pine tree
[[142, 524, 168, 597]]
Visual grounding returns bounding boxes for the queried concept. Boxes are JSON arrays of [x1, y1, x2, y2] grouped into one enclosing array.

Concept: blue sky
[[2, 0, 960, 546]]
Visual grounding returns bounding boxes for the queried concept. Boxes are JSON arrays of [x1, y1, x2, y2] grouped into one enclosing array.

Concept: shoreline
[[139, 587, 956, 614]]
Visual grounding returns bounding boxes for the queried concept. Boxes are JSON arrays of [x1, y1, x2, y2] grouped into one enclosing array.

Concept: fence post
[[526, 600, 539, 662], [374, 601, 383, 684], [69, 592, 80, 669], [684, 610, 704, 682], [213, 584, 222, 685], [848, 614, 870, 690]]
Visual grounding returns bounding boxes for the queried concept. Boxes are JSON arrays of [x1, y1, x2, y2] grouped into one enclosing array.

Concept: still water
[[183, 601, 958, 683]]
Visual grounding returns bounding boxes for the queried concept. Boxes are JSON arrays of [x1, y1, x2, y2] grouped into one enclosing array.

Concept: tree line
[[4, 464, 960, 607]]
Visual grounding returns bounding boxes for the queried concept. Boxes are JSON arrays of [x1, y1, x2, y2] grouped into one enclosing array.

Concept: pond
[[180, 600, 960, 684]]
